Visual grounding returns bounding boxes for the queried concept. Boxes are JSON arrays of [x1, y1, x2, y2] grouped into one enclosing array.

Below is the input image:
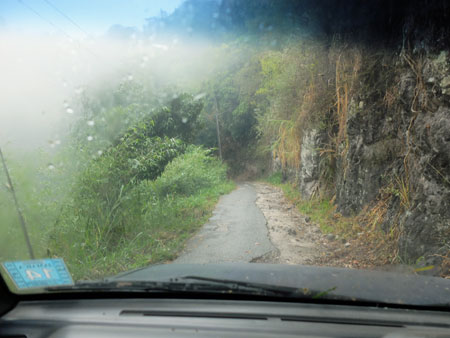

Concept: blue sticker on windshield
[[2, 258, 73, 289]]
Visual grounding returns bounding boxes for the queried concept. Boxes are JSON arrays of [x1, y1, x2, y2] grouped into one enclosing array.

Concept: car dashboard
[[1, 298, 450, 338]]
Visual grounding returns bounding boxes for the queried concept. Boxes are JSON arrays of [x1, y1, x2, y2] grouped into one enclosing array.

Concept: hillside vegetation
[[0, 0, 449, 278]]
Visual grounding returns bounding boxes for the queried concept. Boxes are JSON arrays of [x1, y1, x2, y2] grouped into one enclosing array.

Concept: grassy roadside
[[62, 182, 235, 280], [48, 147, 235, 281], [265, 172, 450, 276], [265, 172, 358, 236]]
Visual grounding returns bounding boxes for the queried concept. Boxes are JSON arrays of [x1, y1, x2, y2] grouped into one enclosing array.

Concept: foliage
[[154, 146, 228, 197], [150, 94, 204, 143], [195, 52, 264, 173], [67, 135, 185, 244], [266, 171, 282, 185], [45, 91, 208, 273], [0, 151, 56, 261], [48, 146, 234, 280]]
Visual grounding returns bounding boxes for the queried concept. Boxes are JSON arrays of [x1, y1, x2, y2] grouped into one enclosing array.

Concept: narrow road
[[174, 183, 275, 263]]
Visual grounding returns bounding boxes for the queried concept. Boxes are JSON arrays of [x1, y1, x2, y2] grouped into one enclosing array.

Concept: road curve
[[174, 183, 275, 263]]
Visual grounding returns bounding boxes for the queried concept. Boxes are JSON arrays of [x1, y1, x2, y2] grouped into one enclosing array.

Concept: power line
[[42, 0, 91, 38], [16, 0, 74, 40], [17, 0, 99, 58], [16, 0, 133, 84]]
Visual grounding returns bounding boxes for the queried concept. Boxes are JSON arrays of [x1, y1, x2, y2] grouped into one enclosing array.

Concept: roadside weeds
[[253, 181, 449, 278]]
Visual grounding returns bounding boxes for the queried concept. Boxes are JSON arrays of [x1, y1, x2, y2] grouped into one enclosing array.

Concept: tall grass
[[48, 146, 234, 280], [0, 150, 61, 262]]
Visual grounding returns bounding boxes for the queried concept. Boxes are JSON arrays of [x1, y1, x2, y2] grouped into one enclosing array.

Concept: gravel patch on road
[[251, 182, 326, 265]]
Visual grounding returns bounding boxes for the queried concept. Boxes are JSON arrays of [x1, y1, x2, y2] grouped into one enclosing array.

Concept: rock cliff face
[[298, 130, 325, 200], [335, 51, 450, 265], [278, 2, 450, 268]]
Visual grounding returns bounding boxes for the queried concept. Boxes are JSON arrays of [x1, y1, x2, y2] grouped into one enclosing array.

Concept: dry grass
[[329, 46, 362, 180], [273, 119, 303, 169], [269, 174, 401, 270], [394, 174, 411, 210], [383, 84, 399, 109], [272, 72, 323, 169], [272, 44, 363, 173]]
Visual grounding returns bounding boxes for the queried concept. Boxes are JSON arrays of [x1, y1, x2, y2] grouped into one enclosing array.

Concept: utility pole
[[0, 146, 35, 259], [212, 92, 223, 161]]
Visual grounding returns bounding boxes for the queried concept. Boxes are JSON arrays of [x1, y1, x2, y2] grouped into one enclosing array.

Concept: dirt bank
[[252, 182, 326, 265], [252, 182, 445, 276]]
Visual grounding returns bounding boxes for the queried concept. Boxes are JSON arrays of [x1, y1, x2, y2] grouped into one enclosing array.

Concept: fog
[[0, 31, 221, 151]]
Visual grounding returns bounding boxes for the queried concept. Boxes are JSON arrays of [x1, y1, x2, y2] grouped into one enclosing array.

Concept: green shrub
[[48, 144, 233, 280], [266, 171, 282, 185], [153, 145, 227, 197]]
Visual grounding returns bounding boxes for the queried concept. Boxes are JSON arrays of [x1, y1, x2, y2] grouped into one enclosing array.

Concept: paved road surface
[[174, 183, 274, 263]]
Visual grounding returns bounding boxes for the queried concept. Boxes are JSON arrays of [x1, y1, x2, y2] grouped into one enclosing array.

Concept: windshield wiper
[[45, 276, 341, 301], [175, 275, 338, 299]]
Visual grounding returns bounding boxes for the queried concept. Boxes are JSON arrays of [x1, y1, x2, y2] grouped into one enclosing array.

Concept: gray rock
[[270, 47, 450, 273], [298, 129, 326, 199], [440, 75, 450, 88], [398, 108, 450, 263], [287, 229, 297, 236], [326, 234, 336, 241]]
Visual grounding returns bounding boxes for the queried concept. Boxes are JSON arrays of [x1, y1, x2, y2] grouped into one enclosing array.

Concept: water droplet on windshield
[[75, 86, 85, 95], [87, 120, 95, 126], [194, 92, 206, 101], [97, 150, 103, 156], [87, 135, 93, 141], [152, 43, 168, 51], [181, 117, 188, 124], [66, 107, 74, 114]]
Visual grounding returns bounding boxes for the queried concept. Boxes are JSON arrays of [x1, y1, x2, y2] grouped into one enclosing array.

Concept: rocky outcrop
[[399, 105, 450, 262], [336, 103, 404, 215], [269, 1, 450, 270], [279, 47, 449, 270], [335, 50, 450, 266], [298, 129, 325, 200]]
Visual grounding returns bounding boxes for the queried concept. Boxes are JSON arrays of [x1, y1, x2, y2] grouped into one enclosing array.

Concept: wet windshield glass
[[0, 0, 449, 303]]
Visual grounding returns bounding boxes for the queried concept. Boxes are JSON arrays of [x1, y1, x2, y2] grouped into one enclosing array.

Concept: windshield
[[0, 0, 449, 305]]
